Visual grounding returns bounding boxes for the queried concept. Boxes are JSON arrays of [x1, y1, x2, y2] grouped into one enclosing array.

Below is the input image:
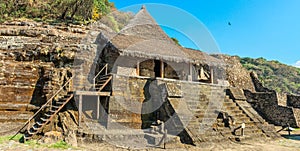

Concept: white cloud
[[295, 61, 300, 68]]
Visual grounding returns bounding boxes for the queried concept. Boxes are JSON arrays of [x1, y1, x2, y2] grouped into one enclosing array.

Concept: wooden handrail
[[93, 64, 108, 89], [10, 76, 74, 140]]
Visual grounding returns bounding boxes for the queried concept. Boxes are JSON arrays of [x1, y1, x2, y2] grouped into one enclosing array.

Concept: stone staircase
[[77, 118, 181, 149], [184, 94, 268, 145], [164, 83, 226, 145], [185, 87, 226, 144], [165, 84, 280, 145], [218, 96, 266, 140]]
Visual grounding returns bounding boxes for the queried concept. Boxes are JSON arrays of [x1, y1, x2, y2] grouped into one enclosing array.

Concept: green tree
[[0, 0, 114, 23], [240, 57, 300, 95]]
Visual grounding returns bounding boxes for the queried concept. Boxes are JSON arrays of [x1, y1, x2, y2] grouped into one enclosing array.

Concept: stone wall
[[244, 90, 298, 127], [213, 55, 255, 91], [277, 93, 287, 106], [293, 108, 300, 127], [250, 72, 274, 92], [109, 74, 225, 130], [287, 94, 300, 108], [0, 21, 90, 126], [245, 70, 300, 127]]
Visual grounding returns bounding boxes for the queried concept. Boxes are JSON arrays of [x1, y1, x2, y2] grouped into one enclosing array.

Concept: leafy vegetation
[[24, 140, 72, 149], [0, 0, 133, 31], [0, 0, 115, 23], [0, 134, 22, 143], [171, 37, 181, 46], [0, 134, 74, 150], [240, 57, 300, 94], [49, 140, 72, 149], [100, 10, 133, 32]]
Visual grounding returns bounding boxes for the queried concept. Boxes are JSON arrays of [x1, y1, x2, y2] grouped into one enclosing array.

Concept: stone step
[[230, 113, 248, 118], [216, 126, 263, 138], [225, 105, 240, 110], [224, 98, 233, 102], [228, 110, 243, 115], [0, 103, 39, 111], [195, 113, 219, 119], [0, 111, 33, 122], [234, 116, 251, 122], [195, 133, 228, 143], [237, 132, 266, 141], [223, 102, 238, 107], [186, 101, 206, 106], [177, 116, 193, 122], [198, 118, 217, 124]]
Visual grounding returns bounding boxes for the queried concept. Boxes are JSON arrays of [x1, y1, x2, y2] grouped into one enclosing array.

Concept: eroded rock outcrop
[[214, 55, 255, 91], [0, 20, 88, 133]]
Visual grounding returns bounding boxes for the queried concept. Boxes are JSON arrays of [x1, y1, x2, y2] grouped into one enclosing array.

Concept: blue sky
[[110, 0, 300, 67]]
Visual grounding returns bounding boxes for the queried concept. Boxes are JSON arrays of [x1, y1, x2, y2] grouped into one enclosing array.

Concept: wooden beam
[[210, 67, 214, 84], [78, 95, 82, 126], [75, 91, 111, 96], [97, 96, 100, 119], [160, 60, 164, 78], [189, 63, 193, 81], [136, 60, 140, 76]]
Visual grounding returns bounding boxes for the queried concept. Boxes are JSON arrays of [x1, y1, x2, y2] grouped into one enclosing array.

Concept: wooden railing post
[[10, 76, 74, 140], [93, 64, 108, 90], [136, 60, 140, 76], [78, 94, 82, 126], [160, 60, 164, 78]]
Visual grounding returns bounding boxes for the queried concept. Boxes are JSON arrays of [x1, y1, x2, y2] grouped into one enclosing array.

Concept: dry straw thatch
[[109, 6, 223, 65]]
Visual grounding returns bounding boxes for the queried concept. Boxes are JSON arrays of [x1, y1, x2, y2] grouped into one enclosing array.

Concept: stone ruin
[[0, 5, 290, 149]]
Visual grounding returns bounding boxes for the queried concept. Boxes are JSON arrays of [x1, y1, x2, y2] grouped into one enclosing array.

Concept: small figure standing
[[229, 115, 236, 131], [157, 120, 165, 134], [286, 123, 294, 136], [156, 120, 167, 149], [241, 122, 245, 136]]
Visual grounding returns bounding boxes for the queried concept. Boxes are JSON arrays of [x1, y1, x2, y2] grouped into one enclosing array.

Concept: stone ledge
[[228, 87, 246, 101]]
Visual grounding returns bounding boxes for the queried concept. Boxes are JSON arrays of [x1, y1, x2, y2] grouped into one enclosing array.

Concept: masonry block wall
[[293, 108, 300, 126], [109, 74, 225, 130], [287, 95, 300, 108], [244, 90, 298, 127]]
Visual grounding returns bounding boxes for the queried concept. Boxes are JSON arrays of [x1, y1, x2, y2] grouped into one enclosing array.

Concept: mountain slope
[[0, 0, 114, 23], [240, 57, 300, 94]]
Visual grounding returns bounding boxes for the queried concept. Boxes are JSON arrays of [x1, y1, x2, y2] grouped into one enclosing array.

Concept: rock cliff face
[[214, 55, 255, 91], [0, 20, 87, 132]]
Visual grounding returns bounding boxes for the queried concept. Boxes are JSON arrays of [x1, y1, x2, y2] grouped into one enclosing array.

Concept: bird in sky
[[228, 22, 231, 26]]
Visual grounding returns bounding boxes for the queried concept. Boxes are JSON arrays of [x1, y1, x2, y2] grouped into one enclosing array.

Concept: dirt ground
[[0, 137, 300, 151], [1, 123, 300, 151]]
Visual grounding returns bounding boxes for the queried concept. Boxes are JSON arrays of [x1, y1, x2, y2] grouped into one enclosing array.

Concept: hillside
[[0, 0, 114, 23], [240, 57, 300, 94]]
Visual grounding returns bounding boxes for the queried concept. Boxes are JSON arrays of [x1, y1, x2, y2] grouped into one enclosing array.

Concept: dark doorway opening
[[154, 60, 161, 77]]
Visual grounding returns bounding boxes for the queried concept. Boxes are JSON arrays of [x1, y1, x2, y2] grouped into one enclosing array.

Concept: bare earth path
[[0, 137, 300, 151]]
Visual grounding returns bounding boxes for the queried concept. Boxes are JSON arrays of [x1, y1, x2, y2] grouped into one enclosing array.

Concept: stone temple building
[[11, 6, 282, 147]]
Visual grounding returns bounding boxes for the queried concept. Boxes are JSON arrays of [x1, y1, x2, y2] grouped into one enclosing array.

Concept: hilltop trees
[[0, 0, 114, 22], [240, 57, 300, 94]]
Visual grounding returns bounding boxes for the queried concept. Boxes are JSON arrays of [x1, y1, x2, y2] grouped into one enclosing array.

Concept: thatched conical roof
[[181, 48, 224, 66], [110, 6, 191, 63]]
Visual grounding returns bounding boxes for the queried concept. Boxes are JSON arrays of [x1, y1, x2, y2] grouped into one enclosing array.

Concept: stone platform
[[76, 121, 181, 149]]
